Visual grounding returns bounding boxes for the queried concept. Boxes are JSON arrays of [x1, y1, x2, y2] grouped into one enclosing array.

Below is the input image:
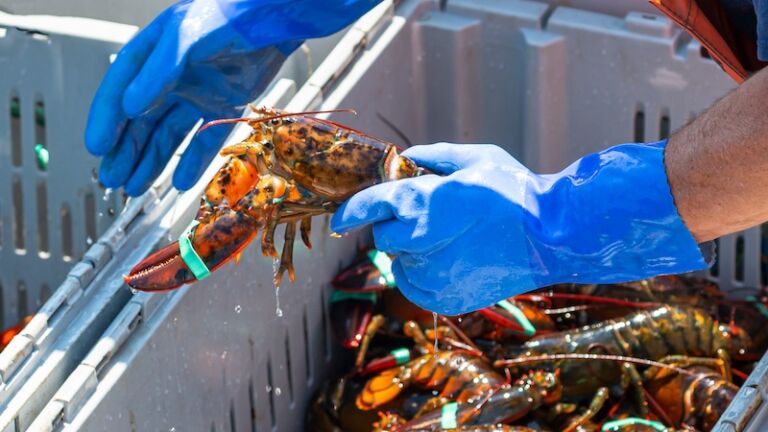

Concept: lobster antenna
[[518, 293, 660, 309], [438, 315, 483, 354], [494, 353, 697, 376], [198, 108, 358, 134]]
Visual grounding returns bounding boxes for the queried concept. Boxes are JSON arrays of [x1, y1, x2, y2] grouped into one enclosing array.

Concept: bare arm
[[667, 66, 768, 242]]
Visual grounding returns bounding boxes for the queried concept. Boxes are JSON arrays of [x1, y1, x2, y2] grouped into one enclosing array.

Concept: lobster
[[375, 371, 566, 431], [329, 248, 552, 349], [372, 412, 540, 432], [124, 107, 429, 291], [643, 362, 738, 431], [493, 306, 752, 399]]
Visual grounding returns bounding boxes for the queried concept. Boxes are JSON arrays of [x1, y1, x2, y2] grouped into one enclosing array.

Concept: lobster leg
[[275, 222, 297, 286], [300, 216, 312, 249], [620, 362, 648, 416], [414, 396, 451, 417], [261, 210, 279, 258], [562, 387, 609, 432], [403, 321, 433, 353], [355, 314, 385, 369]]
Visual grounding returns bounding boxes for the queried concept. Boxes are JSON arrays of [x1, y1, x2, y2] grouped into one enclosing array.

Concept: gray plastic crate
[[22, 0, 768, 431], [0, 8, 350, 432], [0, 12, 133, 331], [0, 0, 175, 27]]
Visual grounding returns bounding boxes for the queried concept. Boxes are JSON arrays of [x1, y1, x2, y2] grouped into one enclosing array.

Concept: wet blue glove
[[331, 141, 710, 315], [86, 0, 380, 196]]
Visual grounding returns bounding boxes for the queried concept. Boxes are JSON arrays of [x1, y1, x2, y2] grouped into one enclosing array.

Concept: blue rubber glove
[[85, 0, 380, 196], [331, 141, 711, 315]]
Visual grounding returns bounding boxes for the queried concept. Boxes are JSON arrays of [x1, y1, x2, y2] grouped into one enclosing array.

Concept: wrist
[[524, 140, 710, 286]]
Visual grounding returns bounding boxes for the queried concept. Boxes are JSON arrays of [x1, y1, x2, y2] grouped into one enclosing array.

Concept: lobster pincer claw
[[124, 208, 261, 291]]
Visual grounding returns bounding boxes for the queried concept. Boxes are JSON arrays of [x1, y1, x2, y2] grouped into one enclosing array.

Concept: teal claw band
[[496, 299, 536, 337], [329, 291, 377, 303], [178, 220, 211, 280], [368, 249, 396, 288], [440, 402, 458, 429], [602, 418, 665, 431], [390, 348, 410, 365]]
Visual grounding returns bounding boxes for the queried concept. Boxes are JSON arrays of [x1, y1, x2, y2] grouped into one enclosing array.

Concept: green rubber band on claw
[[390, 348, 410, 365], [329, 290, 377, 303], [601, 418, 665, 431], [367, 250, 396, 288], [440, 402, 458, 429], [496, 299, 536, 337], [178, 220, 211, 281]]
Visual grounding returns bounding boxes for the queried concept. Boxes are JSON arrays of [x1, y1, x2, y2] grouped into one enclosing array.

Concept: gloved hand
[[331, 141, 710, 315], [86, 0, 380, 196]]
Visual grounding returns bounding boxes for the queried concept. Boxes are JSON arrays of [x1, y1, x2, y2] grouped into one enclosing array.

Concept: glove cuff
[[525, 139, 711, 286]]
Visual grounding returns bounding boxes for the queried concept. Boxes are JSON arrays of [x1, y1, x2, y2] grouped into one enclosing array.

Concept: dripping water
[[273, 258, 283, 317], [102, 188, 113, 202], [432, 312, 439, 356]]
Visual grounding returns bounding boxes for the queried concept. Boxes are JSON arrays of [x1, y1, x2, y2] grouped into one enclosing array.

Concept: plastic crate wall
[[0, 0, 175, 26], [36, 1, 765, 431], [0, 14, 134, 330]]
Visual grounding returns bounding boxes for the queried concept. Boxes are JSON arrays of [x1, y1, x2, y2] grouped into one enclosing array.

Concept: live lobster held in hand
[[124, 107, 429, 291]]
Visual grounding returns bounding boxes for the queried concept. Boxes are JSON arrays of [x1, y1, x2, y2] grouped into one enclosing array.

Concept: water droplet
[[108, 208, 115, 216], [91, 168, 99, 183], [130, 288, 138, 295], [103, 188, 113, 201], [98, 212, 103, 217], [432, 312, 439, 355], [170, 427, 176, 432], [221, 351, 227, 360], [235, 305, 242, 314], [265, 385, 272, 393], [273, 258, 282, 317], [86, 236, 93, 245], [274, 387, 282, 396], [329, 231, 343, 239]]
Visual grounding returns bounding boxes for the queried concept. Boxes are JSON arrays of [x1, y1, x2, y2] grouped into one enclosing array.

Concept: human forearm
[[667, 66, 768, 242]]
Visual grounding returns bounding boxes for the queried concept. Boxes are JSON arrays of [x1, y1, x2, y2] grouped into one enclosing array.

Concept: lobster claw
[[124, 208, 261, 291]]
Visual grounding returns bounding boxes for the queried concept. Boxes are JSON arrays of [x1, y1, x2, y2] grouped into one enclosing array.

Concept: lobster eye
[[262, 140, 274, 150], [270, 118, 280, 126]]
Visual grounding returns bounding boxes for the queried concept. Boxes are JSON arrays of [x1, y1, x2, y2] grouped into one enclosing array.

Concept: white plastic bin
[[25, 0, 768, 431]]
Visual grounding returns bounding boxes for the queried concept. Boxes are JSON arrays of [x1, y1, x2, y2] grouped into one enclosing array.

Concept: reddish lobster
[[124, 107, 428, 291]]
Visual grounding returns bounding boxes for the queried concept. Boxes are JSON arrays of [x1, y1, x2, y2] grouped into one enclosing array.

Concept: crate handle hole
[[37, 181, 50, 258], [10, 95, 21, 167], [61, 204, 74, 261], [634, 106, 645, 142], [12, 176, 25, 254]]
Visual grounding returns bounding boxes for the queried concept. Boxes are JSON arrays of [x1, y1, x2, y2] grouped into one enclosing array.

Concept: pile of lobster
[[307, 248, 768, 432]]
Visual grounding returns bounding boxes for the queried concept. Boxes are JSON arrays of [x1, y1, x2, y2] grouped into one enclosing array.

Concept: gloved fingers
[[124, 106, 199, 196], [372, 218, 454, 255], [402, 143, 517, 175], [330, 182, 400, 233], [391, 257, 464, 316], [85, 14, 166, 156], [172, 118, 233, 191], [99, 110, 165, 189], [330, 175, 442, 234], [123, 24, 185, 117]]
